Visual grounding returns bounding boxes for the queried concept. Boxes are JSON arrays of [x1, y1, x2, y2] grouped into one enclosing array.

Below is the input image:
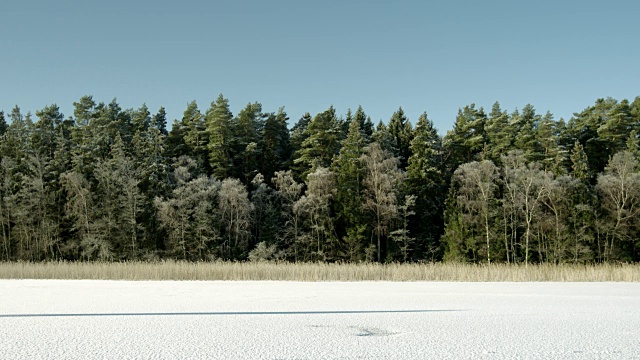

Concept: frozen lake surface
[[1, 280, 638, 359]]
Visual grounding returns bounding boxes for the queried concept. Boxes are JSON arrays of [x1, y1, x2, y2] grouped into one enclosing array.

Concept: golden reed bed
[[1, 261, 638, 281]]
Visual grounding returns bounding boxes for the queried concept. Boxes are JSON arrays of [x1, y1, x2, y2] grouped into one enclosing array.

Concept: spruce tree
[[387, 107, 413, 169], [332, 117, 367, 259], [0, 111, 7, 136], [152, 107, 168, 135], [353, 105, 374, 142], [406, 112, 444, 258]]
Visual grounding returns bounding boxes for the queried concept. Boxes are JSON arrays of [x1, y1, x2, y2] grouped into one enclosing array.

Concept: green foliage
[[332, 118, 368, 257], [205, 94, 234, 179], [484, 102, 512, 164], [387, 107, 413, 168], [443, 104, 487, 174], [248, 241, 281, 262], [293, 107, 342, 179], [232, 102, 265, 183], [406, 112, 444, 258], [260, 107, 291, 182], [1, 95, 639, 263]]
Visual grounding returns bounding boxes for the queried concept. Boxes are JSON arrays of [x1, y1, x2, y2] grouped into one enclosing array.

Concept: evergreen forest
[[1, 95, 640, 263]]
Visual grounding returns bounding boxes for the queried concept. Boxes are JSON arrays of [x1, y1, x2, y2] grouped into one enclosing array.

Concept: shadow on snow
[[0, 309, 460, 318]]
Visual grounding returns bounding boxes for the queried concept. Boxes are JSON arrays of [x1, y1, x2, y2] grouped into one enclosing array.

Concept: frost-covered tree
[[361, 142, 404, 262], [218, 178, 253, 258], [272, 170, 304, 260]]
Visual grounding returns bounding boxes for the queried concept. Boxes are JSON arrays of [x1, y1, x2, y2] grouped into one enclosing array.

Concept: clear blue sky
[[1, 0, 638, 133]]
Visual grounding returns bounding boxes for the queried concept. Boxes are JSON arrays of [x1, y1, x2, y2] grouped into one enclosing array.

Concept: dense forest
[[1, 95, 639, 263]]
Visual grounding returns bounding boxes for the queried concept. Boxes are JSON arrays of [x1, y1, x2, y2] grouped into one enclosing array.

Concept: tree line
[[0, 95, 639, 263]]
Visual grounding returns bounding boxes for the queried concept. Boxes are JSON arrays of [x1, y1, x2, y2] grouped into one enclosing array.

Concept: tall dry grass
[[0, 261, 638, 281]]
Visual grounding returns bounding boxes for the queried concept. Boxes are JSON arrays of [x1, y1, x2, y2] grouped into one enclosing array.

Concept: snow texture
[[1, 280, 639, 359]]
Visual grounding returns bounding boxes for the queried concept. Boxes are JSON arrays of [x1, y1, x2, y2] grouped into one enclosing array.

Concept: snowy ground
[[1, 281, 638, 359]]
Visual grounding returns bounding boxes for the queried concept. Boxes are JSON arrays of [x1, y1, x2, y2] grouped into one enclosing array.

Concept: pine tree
[[260, 107, 291, 183], [232, 102, 264, 183], [294, 107, 342, 179], [289, 113, 312, 181], [485, 102, 512, 164], [598, 99, 635, 155], [536, 111, 563, 174], [443, 104, 487, 174], [513, 104, 541, 162], [181, 101, 208, 173], [205, 94, 234, 179], [568, 98, 616, 174], [131, 104, 151, 135], [33, 104, 63, 159]]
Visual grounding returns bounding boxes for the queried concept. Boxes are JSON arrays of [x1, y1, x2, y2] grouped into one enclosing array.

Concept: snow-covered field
[[1, 281, 638, 359]]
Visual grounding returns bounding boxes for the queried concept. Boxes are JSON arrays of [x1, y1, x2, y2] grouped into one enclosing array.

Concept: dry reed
[[0, 261, 638, 282]]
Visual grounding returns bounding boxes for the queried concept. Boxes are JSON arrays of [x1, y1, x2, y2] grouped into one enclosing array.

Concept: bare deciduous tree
[[596, 151, 640, 261], [361, 142, 404, 262], [293, 166, 336, 260], [272, 170, 303, 260], [503, 151, 551, 265], [453, 160, 499, 263], [218, 178, 253, 258]]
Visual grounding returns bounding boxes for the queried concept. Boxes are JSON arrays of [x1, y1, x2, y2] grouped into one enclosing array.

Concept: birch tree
[[502, 151, 551, 265], [596, 151, 640, 261], [218, 178, 253, 258], [294, 166, 336, 260], [361, 142, 404, 262], [453, 160, 499, 263]]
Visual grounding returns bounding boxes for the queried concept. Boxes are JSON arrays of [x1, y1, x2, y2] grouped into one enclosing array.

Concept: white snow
[[1, 280, 638, 359]]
